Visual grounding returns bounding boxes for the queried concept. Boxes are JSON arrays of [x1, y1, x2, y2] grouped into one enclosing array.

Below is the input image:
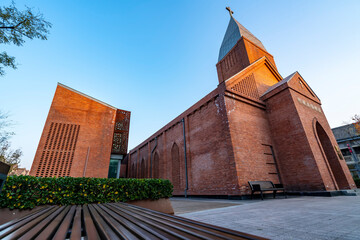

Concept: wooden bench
[[0, 202, 267, 239], [248, 181, 286, 200]]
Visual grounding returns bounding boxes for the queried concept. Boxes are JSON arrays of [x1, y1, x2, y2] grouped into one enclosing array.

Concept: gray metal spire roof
[[218, 13, 267, 62]]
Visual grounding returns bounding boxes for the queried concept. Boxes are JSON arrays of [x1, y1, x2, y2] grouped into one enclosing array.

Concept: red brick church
[[126, 9, 356, 196], [31, 8, 356, 197]]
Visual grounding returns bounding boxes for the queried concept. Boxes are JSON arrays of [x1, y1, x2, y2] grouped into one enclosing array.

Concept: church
[[126, 8, 356, 196], [30, 8, 356, 197]]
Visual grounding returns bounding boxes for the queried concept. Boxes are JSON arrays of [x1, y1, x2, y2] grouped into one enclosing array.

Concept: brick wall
[[30, 84, 130, 178], [128, 89, 241, 195], [262, 73, 356, 191]]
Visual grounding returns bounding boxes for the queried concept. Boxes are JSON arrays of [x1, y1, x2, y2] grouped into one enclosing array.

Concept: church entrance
[[315, 122, 349, 189]]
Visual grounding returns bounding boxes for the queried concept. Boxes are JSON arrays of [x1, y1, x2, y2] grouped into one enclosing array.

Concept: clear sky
[[1, 0, 360, 170]]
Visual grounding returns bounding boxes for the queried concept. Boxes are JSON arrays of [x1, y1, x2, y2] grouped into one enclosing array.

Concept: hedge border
[[0, 175, 173, 209]]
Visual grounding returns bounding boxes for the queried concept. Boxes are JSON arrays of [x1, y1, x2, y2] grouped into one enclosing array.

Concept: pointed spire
[[218, 7, 266, 62]]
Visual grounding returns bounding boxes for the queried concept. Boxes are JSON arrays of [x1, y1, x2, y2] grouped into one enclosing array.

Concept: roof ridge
[[232, 17, 266, 51], [261, 71, 297, 97], [57, 83, 117, 110]]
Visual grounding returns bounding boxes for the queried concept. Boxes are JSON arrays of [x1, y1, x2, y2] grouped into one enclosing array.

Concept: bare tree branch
[[0, 19, 26, 29]]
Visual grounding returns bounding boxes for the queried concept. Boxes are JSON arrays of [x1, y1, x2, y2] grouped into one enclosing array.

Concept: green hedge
[[0, 176, 173, 209], [354, 177, 360, 188]]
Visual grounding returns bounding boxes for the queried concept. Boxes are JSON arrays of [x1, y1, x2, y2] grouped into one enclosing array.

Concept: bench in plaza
[[248, 181, 286, 200]]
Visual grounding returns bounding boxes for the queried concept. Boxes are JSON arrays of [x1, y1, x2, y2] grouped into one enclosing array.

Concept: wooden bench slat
[[126, 202, 235, 240], [125, 203, 262, 240], [101, 203, 165, 240], [107, 203, 185, 240], [103, 203, 177, 239], [0, 206, 58, 239], [114, 203, 228, 240], [52, 205, 76, 240], [88, 204, 120, 240], [123, 202, 238, 240], [95, 203, 141, 240], [18, 206, 65, 240], [83, 205, 100, 240], [70, 205, 82, 240], [110, 202, 207, 240], [0, 206, 50, 231], [35, 205, 71, 240], [102, 203, 166, 240]]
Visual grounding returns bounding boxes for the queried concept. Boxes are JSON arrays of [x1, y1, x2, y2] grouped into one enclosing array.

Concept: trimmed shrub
[[0, 175, 173, 209], [354, 177, 360, 188]]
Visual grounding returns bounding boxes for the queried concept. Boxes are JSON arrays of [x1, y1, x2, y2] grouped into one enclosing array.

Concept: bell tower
[[216, 7, 277, 83]]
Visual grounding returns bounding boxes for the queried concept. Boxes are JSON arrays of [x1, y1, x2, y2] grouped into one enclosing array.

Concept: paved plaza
[[173, 195, 360, 240]]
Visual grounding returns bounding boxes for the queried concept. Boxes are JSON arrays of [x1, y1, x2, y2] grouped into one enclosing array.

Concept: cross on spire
[[226, 6, 234, 17]]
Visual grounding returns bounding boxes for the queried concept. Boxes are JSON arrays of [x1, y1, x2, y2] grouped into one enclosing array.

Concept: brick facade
[[30, 84, 130, 178], [127, 14, 356, 196]]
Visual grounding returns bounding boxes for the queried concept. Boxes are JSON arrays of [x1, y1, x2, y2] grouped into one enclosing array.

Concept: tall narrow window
[[171, 143, 180, 189], [141, 158, 145, 178], [131, 163, 135, 178], [153, 152, 160, 179]]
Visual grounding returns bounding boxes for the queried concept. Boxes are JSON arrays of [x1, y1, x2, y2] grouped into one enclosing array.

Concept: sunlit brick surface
[[30, 84, 130, 178]]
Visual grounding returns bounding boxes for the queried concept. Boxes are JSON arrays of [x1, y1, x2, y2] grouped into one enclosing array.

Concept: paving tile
[[176, 196, 360, 240]]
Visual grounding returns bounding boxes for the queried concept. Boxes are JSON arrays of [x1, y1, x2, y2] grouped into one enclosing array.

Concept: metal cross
[[226, 6, 234, 16]]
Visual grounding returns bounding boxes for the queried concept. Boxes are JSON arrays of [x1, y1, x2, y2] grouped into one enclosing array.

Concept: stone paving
[[175, 196, 360, 240], [171, 197, 242, 214]]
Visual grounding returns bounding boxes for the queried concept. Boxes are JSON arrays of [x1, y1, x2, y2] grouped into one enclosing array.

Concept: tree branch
[[0, 20, 26, 29]]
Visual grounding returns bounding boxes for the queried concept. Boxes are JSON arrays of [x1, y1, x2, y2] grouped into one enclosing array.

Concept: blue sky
[[1, 0, 360, 169]]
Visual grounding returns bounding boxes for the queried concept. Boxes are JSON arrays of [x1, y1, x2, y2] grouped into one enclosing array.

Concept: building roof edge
[[57, 83, 118, 110]]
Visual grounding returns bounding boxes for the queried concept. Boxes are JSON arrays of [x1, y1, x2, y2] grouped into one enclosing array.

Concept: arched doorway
[[316, 122, 349, 189], [153, 152, 160, 179], [171, 143, 180, 189]]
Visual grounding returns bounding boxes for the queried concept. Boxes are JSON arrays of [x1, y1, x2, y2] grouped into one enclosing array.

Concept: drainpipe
[[83, 147, 90, 177], [150, 137, 158, 178], [181, 118, 189, 198]]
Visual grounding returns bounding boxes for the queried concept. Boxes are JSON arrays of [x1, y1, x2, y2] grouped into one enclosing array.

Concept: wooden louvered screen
[[36, 122, 80, 177]]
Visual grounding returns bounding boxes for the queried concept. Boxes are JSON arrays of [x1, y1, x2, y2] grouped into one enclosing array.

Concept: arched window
[[141, 158, 145, 178], [153, 152, 160, 179], [131, 162, 135, 178], [136, 161, 139, 178], [171, 143, 180, 189], [128, 163, 134, 178]]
